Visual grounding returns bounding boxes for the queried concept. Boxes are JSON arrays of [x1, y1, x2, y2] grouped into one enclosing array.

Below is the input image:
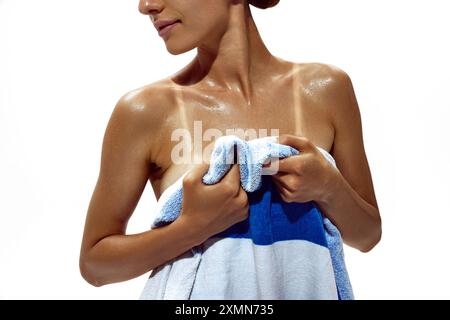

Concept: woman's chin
[[165, 42, 196, 55]]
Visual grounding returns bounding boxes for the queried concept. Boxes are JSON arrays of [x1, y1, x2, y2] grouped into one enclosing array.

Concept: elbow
[[79, 254, 105, 287], [358, 215, 382, 253]]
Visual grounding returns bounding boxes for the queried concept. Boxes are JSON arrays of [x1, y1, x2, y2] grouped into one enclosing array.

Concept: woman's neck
[[192, 2, 276, 104]]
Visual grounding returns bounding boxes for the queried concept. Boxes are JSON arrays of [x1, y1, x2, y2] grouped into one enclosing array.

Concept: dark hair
[[248, 0, 280, 9]]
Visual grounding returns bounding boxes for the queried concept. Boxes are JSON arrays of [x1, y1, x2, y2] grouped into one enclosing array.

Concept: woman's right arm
[[79, 89, 249, 287], [78, 90, 206, 287]]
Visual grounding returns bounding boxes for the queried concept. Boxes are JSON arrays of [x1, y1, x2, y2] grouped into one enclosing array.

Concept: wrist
[[316, 168, 343, 208], [172, 214, 208, 247]]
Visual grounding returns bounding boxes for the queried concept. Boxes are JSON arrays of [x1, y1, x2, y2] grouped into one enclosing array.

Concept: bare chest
[[149, 85, 334, 200]]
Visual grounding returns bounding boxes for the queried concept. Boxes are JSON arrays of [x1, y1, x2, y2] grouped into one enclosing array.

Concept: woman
[[79, 0, 382, 292]]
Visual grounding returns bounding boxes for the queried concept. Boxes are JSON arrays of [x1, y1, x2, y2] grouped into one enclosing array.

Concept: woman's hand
[[271, 134, 340, 204], [179, 162, 249, 244]]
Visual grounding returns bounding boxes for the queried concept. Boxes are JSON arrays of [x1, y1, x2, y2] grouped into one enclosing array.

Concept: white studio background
[[1, 0, 449, 299]]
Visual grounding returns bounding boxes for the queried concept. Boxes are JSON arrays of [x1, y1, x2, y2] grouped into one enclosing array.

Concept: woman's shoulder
[[286, 61, 354, 104], [113, 78, 177, 125], [117, 78, 175, 108], [293, 61, 352, 87]]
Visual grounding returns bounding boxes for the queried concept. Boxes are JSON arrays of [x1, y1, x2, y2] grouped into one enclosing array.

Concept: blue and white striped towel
[[139, 135, 354, 300]]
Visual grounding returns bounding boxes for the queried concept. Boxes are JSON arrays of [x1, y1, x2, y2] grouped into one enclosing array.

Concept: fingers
[[235, 187, 249, 221], [221, 164, 242, 196], [272, 172, 297, 193], [278, 134, 314, 152], [271, 157, 300, 174], [272, 178, 294, 203], [183, 161, 211, 186], [236, 185, 249, 207], [222, 163, 240, 182]]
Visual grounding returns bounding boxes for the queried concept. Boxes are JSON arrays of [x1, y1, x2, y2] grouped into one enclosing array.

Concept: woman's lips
[[158, 21, 180, 37]]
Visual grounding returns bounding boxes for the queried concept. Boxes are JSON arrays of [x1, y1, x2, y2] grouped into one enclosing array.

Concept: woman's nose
[[138, 0, 163, 15]]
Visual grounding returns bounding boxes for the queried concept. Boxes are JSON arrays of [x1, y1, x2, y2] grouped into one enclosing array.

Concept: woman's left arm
[[272, 67, 382, 252]]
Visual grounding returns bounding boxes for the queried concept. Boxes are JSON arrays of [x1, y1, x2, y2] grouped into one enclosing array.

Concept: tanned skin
[[79, 0, 381, 287]]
